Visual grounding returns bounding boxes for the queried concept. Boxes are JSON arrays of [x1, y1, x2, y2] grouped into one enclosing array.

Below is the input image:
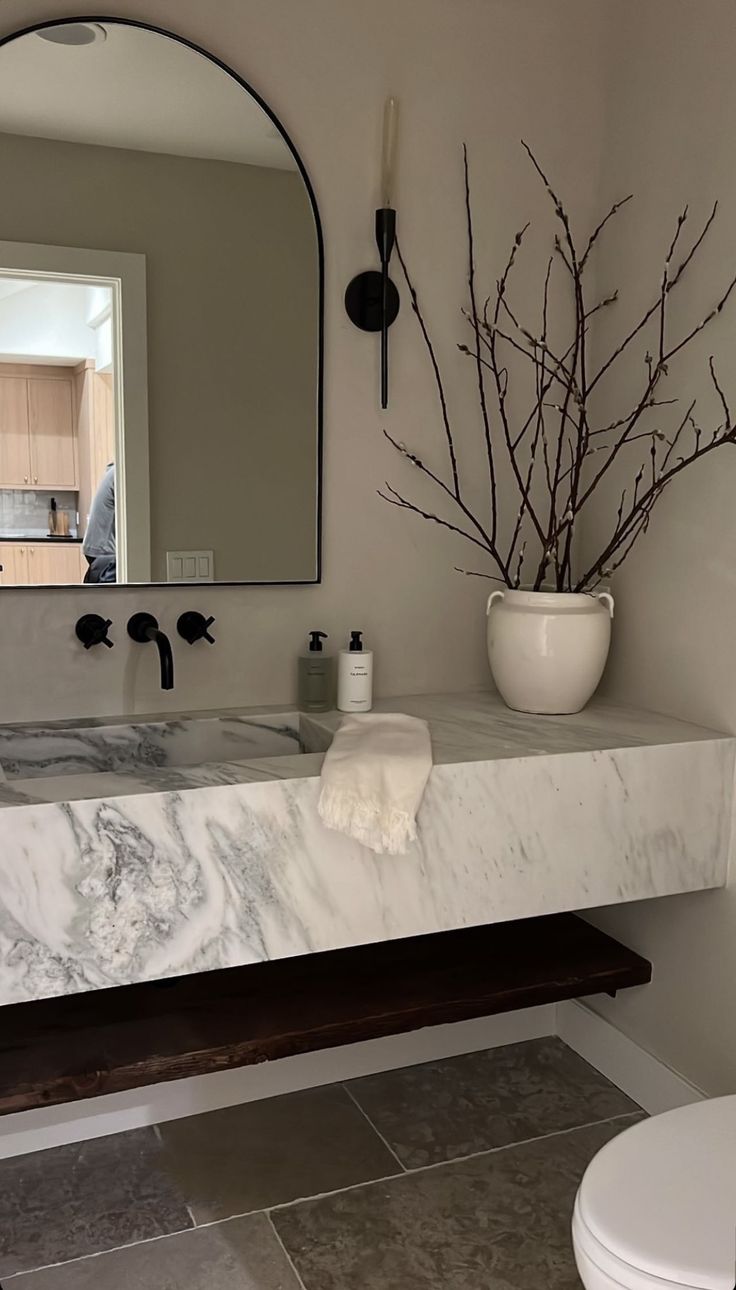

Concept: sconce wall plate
[[345, 270, 400, 332]]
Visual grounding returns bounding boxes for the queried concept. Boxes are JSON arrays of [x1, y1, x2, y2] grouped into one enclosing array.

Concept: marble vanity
[[0, 692, 732, 1009]]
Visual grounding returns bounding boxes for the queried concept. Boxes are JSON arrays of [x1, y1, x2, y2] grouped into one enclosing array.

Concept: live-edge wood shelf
[[0, 914, 651, 1115]]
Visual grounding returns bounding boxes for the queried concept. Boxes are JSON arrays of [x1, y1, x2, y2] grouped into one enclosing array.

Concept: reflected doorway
[[0, 241, 149, 586]]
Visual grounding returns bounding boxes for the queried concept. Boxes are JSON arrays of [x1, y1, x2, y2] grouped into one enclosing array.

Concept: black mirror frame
[[0, 14, 325, 588]]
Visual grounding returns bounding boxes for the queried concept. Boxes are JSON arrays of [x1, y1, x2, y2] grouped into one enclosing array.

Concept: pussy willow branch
[[454, 566, 507, 583], [481, 222, 550, 559], [381, 427, 499, 558], [377, 482, 496, 558], [572, 261, 736, 521], [521, 142, 585, 588], [499, 155, 736, 587], [381, 144, 736, 592], [389, 247, 510, 581], [506, 255, 555, 576], [580, 195, 634, 270], [575, 365, 736, 589], [395, 240, 460, 499], [463, 144, 498, 546], [589, 201, 719, 392]]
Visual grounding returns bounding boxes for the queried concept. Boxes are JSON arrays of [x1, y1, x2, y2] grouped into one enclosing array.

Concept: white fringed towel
[[317, 713, 432, 855]]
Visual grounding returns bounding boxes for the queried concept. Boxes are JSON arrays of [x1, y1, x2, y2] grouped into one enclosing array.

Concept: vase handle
[[597, 591, 615, 619], [486, 590, 505, 616]]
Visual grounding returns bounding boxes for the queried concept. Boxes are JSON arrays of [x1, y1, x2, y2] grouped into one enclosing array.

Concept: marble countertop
[[0, 691, 733, 1007], [0, 691, 726, 807], [306, 692, 729, 760]]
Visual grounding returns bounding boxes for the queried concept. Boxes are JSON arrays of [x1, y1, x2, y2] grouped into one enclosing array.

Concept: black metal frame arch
[[0, 15, 325, 587]]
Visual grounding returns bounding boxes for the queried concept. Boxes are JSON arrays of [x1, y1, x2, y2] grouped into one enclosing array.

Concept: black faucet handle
[[76, 614, 114, 650], [177, 611, 216, 645]]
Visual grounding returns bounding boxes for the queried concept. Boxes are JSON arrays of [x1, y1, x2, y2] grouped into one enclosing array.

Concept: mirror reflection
[[0, 20, 321, 586]]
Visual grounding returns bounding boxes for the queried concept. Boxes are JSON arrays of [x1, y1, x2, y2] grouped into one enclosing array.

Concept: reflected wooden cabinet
[[28, 377, 77, 487], [0, 542, 85, 585], [28, 543, 85, 584], [0, 376, 32, 486], [0, 542, 24, 584], [0, 366, 78, 490], [75, 361, 114, 534]]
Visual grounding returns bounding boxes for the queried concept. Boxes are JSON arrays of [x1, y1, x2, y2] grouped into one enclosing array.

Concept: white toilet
[[573, 1095, 736, 1290]]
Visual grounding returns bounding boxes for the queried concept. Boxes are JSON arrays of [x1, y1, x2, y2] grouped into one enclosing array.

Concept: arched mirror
[[0, 19, 322, 586]]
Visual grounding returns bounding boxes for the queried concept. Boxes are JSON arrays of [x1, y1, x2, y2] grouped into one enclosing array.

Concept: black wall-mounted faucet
[[75, 614, 114, 650], [177, 611, 215, 645], [127, 613, 174, 690]]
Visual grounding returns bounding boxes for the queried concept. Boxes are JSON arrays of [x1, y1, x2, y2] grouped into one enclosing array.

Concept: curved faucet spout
[[127, 613, 175, 691], [147, 626, 174, 691]]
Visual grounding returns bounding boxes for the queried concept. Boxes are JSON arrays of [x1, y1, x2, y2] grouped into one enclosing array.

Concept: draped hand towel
[[317, 713, 432, 855]]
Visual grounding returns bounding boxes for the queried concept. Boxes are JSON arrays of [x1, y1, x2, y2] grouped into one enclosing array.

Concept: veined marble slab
[[0, 693, 733, 1006], [305, 694, 730, 761], [0, 713, 302, 780]]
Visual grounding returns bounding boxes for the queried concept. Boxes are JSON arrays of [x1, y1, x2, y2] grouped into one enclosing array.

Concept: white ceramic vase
[[486, 588, 614, 715]]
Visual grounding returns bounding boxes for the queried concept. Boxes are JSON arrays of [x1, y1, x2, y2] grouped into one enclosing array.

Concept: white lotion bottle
[[337, 631, 373, 712]]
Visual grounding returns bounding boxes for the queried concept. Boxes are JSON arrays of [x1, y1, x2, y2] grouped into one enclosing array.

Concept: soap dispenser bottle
[[338, 631, 373, 713], [298, 631, 335, 713]]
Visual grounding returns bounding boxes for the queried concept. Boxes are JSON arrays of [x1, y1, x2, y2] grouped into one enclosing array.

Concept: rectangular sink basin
[[0, 712, 306, 780]]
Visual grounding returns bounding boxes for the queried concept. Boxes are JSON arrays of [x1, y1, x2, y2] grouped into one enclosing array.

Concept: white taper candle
[[381, 96, 399, 208]]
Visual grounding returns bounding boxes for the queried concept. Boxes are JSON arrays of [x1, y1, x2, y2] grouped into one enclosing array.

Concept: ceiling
[[0, 279, 33, 302], [0, 22, 296, 171]]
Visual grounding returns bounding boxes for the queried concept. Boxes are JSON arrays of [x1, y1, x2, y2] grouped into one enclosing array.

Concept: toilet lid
[[577, 1098, 736, 1290]]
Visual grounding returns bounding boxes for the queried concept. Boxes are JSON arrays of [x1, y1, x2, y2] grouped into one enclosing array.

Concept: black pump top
[[349, 631, 363, 652], [308, 630, 328, 652]]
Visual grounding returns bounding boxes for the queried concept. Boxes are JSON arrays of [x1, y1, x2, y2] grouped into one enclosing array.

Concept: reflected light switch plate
[[166, 550, 214, 582]]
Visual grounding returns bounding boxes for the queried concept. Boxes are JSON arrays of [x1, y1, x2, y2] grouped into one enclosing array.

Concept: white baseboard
[[1, 997, 707, 1159], [0, 1005, 556, 1159], [556, 998, 706, 1115]]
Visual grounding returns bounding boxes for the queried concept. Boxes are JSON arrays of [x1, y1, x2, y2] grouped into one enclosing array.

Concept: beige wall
[[0, 131, 318, 582], [1, 0, 732, 1095], [0, 0, 607, 721], [580, 0, 736, 1095]]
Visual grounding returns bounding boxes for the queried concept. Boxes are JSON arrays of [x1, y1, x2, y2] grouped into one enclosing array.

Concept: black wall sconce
[[345, 98, 400, 410]]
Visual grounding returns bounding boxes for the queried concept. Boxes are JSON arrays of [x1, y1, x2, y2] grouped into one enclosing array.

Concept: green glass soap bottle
[[298, 631, 335, 713]]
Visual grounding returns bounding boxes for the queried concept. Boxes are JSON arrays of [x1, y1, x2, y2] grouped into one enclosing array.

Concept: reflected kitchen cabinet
[[75, 361, 114, 541], [0, 541, 84, 585], [0, 541, 24, 583], [0, 374, 31, 486], [28, 375, 78, 488], [28, 542, 84, 584], [0, 365, 78, 490]]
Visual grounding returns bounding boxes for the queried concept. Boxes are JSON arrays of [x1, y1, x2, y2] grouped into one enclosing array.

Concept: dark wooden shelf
[[0, 914, 651, 1115]]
